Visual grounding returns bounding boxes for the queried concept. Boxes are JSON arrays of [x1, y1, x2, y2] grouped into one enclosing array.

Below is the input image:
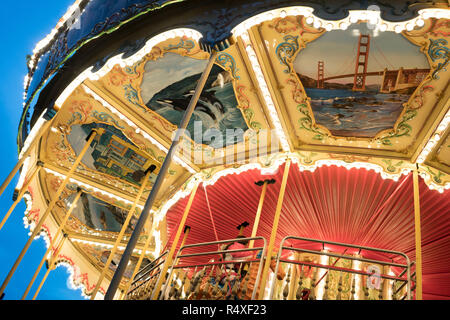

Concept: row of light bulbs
[[23, 0, 85, 104], [232, 7, 450, 36], [70, 237, 152, 256], [241, 32, 291, 152], [21, 7, 449, 167], [416, 109, 450, 164], [18, 6, 449, 270], [43, 167, 145, 210], [23, 4, 449, 106]]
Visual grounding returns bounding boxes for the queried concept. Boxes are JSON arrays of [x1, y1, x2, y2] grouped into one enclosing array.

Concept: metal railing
[[160, 237, 267, 300], [271, 236, 411, 300], [125, 250, 168, 300]]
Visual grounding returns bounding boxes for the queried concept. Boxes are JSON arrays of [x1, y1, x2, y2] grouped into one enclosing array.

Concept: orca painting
[[140, 53, 248, 148]]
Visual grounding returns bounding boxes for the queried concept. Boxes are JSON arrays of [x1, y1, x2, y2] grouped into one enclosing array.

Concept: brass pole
[[0, 116, 53, 198], [31, 235, 67, 300], [150, 183, 199, 300], [104, 50, 218, 300], [412, 168, 422, 300], [0, 162, 43, 232], [178, 226, 191, 253], [120, 222, 157, 299], [238, 224, 248, 236], [160, 226, 191, 298], [22, 189, 83, 300], [249, 181, 268, 249], [0, 130, 97, 296], [288, 252, 299, 300], [90, 168, 154, 300], [258, 159, 291, 299]]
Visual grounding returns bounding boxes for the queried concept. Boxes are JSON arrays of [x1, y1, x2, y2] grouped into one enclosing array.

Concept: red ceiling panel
[[164, 163, 450, 299]]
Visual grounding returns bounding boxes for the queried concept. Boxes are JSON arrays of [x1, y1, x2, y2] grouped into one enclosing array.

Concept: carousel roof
[[12, 0, 450, 298]]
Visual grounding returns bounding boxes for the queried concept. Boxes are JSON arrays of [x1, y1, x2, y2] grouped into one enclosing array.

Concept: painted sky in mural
[[141, 53, 248, 148], [294, 24, 430, 138]]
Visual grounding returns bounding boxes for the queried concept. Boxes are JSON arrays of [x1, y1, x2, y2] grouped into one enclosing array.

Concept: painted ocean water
[[305, 88, 409, 138]]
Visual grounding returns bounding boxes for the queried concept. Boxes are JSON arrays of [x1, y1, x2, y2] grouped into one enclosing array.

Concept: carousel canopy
[[7, 0, 450, 299]]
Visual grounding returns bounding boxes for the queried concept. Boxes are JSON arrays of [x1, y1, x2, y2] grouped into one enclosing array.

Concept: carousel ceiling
[[15, 1, 449, 297], [164, 164, 450, 299]]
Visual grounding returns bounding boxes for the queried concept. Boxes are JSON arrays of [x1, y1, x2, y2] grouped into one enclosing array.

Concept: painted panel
[[140, 52, 248, 148], [67, 122, 159, 186], [294, 24, 429, 138]]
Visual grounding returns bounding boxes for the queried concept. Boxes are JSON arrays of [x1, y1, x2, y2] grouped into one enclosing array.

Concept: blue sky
[[0, 1, 86, 300]]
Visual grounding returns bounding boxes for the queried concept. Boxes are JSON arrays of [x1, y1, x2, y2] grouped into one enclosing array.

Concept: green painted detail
[[243, 108, 262, 131], [376, 109, 417, 146], [382, 160, 404, 173], [297, 103, 327, 141], [425, 166, 445, 184]]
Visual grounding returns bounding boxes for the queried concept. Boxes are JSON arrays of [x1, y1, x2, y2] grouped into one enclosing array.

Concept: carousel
[[0, 0, 449, 300]]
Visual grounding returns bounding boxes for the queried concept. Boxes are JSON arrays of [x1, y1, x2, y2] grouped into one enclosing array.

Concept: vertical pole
[[22, 189, 82, 300], [0, 163, 43, 232], [288, 252, 299, 300], [258, 160, 291, 299], [160, 226, 191, 299], [237, 222, 249, 236], [90, 168, 154, 300], [31, 235, 67, 300], [317, 61, 324, 89], [178, 226, 191, 251], [0, 130, 97, 296], [249, 181, 268, 249], [104, 50, 218, 300], [0, 117, 53, 198], [150, 183, 199, 300], [121, 220, 157, 299], [412, 168, 422, 300]]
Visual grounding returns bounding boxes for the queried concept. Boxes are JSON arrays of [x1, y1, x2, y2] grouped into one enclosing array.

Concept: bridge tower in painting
[[352, 34, 371, 91], [317, 60, 324, 89]]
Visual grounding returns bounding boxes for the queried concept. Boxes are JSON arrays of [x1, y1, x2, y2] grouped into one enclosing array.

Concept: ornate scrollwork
[[428, 38, 449, 80], [164, 37, 196, 53], [215, 52, 240, 79], [91, 110, 125, 129], [382, 159, 404, 173], [375, 109, 417, 146], [296, 103, 328, 141], [276, 35, 299, 73], [123, 84, 147, 112], [236, 85, 262, 130], [425, 166, 445, 184]]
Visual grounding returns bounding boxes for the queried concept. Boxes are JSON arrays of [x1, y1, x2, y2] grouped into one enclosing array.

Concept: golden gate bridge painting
[[294, 25, 430, 138]]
